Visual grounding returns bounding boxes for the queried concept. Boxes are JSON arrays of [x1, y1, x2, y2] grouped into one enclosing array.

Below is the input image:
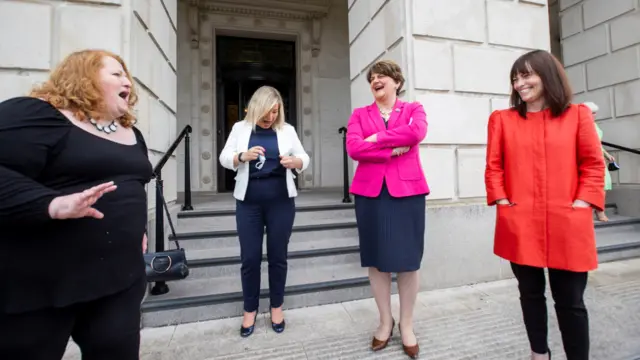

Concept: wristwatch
[[238, 152, 245, 163]]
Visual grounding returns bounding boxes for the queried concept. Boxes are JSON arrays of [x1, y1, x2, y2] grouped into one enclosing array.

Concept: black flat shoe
[[271, 319, 286, 333], [240, 312, 258, 338]]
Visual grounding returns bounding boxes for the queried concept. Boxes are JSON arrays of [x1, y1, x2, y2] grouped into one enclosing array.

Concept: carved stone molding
[[194, 0, 330, 20], [311, 18, 321, 57], [187, 3, 200, 49]]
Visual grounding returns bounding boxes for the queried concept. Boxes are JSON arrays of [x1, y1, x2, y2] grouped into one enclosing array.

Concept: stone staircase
[[592, 203, 640, 262], [140, 195, 640, 327]]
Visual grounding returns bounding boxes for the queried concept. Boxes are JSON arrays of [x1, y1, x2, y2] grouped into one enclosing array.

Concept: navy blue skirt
[[354, 182, 426, 273]]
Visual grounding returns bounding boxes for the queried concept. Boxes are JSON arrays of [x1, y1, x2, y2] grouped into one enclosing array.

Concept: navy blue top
[[248, 126, 285, 178]]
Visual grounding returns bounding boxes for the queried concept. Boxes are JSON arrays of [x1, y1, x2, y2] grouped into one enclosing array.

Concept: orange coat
[[485, 104, 605, 272]]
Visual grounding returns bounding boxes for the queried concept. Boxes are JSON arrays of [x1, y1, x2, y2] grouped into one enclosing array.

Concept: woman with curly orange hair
[[0, 49, 152, 359]]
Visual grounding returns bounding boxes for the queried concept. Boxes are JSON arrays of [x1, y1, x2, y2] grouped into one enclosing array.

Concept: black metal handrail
[[602, 141, 640, 156], [150, 124, 193, 296], [338, 126, 351, 203]]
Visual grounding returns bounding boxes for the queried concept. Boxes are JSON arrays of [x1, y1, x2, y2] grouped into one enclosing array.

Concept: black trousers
[[511, 262, 589, 360], [0, 275, 146, 360], [236, 176, 295, 312]]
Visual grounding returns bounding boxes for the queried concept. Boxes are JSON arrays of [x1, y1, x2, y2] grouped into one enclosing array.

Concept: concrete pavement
[[63, 258, 640, 359]]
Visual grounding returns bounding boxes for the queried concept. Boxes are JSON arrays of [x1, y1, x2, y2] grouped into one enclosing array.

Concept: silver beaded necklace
[[89, 119, 118, 134], [379, 108, 392, 122]]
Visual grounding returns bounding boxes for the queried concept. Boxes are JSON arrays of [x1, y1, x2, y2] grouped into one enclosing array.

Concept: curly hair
[[29, 49, 138, 128]]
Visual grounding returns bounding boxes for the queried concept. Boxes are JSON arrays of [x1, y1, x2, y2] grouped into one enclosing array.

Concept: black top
[[248, 126, 285, 179], [0, 97, 153, 314]]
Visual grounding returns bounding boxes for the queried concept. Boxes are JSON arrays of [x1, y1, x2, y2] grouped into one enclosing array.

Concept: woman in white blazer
[[219, 85, 310, 338]]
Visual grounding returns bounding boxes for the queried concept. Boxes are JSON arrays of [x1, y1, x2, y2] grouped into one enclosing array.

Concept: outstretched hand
[[48, 181, 117, 220]]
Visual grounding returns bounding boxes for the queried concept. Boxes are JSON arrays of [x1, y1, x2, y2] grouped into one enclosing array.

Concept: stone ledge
[[197, 0, 330, 20]]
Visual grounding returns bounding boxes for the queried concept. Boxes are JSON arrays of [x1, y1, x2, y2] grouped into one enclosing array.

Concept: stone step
[[143, 207, 640, 328], [184, 237, 360, 280], [169, 218, 358, 249], [141, 262, 380, 327], [178, 201, 355, 218], [595, 215, 640, 263], [176, 207, 356, 232], [592, 202, 620, 221], [174, 216, 638, 281], [141, 225, 638, 328]]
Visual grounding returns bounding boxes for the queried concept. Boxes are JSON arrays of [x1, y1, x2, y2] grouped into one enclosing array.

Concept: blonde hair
[[244, 86, 285, 130], [29, 49, 138, 127]]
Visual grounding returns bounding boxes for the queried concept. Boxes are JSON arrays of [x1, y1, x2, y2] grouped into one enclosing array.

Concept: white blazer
[[219, 120, 310, 201]]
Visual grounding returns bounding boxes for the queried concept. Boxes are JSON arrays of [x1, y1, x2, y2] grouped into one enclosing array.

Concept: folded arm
[[375, 103, 427, 148], [484, 110, 508, 205], [575, 105, 605, 211], [346, 111, 393, 163], [0, 97, 70, 226]]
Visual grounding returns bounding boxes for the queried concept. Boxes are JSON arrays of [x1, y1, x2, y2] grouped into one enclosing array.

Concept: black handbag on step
[[144, 188, 189, 283], [144, 247, 189, 282]]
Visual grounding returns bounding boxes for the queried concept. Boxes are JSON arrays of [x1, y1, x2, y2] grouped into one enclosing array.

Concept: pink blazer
[[346, 99, 430, 198]]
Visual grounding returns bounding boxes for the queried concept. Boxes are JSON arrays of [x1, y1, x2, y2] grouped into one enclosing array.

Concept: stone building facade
[[1, 0, 638, 230], [559, 0, 640, 212]]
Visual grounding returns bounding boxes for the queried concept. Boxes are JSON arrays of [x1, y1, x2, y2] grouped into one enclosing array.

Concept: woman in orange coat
[[485, 50, 604, 360]]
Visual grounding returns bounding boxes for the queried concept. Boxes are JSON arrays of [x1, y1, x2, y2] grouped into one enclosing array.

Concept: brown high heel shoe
[[371, 318, 395, 351], [399, 324, 419, 359]]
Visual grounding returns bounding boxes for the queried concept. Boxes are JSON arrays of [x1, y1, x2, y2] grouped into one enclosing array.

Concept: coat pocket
[[397, 158, 423, 180], [495, 203, 521, 238]]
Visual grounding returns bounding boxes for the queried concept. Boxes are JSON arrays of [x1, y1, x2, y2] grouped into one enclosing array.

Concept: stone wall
[[313, 0, 352, 188], [131, 0, 179, 208], [177, 1, 351, 192], [348, 0, 551, 203], [0, 0, 178, 212], [560, 0, 640, 188], [348, 0, 406, 109]]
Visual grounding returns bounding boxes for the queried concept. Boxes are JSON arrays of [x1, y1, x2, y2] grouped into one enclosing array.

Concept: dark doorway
[[216, 35, 297, 192]]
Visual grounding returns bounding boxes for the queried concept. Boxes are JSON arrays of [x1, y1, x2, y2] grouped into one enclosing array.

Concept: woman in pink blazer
[[346, 60, 429, 359]]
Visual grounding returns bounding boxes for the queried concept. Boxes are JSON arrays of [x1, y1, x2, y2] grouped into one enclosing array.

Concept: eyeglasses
[[255, 154, 266, 170]]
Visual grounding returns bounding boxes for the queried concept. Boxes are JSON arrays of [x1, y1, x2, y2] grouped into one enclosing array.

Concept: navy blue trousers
[[236, 176, 295, 312]]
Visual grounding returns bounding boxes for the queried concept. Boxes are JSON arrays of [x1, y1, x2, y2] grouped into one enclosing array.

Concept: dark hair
[[366, 60, 405, 95], [509, 50, 572, 118]]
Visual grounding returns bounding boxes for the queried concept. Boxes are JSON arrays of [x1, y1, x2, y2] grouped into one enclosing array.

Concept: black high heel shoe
[[271, 319, 286, 333], [271, 309, 286, 333], [240, 312, 258, 338]]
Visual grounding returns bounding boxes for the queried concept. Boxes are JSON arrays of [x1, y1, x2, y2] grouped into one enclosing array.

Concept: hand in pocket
[[572, 199, 591, 208]]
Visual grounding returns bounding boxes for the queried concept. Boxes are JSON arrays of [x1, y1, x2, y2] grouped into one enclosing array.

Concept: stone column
[[198, 14, 216, 191], [348, 0, 550, 204]]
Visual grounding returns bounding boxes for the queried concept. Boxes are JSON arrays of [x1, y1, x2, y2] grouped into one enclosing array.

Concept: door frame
[[201, 18, 314, 193], [214, 35, 298, 193]]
